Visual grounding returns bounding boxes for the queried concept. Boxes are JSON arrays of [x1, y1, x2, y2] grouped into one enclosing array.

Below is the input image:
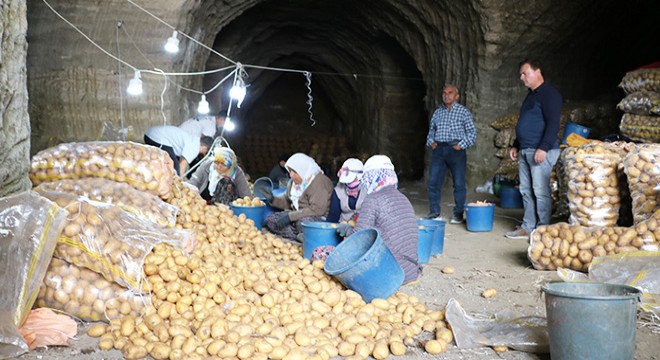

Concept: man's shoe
[[424, 212, 440, 220], [450, 215, 464, 224], [505, 227, 530, 239]]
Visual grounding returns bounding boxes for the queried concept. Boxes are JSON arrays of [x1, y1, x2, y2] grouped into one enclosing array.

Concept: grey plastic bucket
[[542, 282, 640, 360]]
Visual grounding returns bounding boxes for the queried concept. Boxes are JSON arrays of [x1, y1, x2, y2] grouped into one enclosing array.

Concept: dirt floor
[[16, 181, 659, 359]]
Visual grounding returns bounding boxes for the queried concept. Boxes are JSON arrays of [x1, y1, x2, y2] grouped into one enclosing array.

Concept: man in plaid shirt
[[424, 85, 477, 223]]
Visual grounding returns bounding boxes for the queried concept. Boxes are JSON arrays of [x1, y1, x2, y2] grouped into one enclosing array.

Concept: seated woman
[[188, 147, 251, 205], [264, 153, 333, 241], [327, 158, 365, 223], [337, 155, 421, 284]]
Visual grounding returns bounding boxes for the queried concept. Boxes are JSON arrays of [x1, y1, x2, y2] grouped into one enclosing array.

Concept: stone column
[[1, 0, 32, 197]]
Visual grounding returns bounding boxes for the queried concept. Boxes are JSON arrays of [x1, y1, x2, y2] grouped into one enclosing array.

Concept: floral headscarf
[[208, 147, 237, 195], [285, 153, 322, 210], [361, 155, 398, 195]]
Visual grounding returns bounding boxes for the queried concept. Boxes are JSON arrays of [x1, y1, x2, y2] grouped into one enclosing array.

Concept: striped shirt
[[346, 186, 420, 284], [425, 102, 477, 150]]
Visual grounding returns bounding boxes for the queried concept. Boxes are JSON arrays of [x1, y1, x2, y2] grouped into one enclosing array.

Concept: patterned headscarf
[[208, 147, 237, 195], [361, 155, 398, 194], [285, 153, 322, 210], [213, 147, 237, 178]]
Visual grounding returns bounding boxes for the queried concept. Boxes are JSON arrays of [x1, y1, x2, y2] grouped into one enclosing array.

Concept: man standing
[[425, 85, 477, 224], [505, 59, 562, 239]]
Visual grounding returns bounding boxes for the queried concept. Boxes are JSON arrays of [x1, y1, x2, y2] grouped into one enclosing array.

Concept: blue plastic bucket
[[230, 204, 266, 230], [324, 228, 404, 302], [301, 222, 342, 260], [499, 186, 523, 208], [465, 203, 495, 232], [430, 221, 445, 255], [416, 220, 438, 263], [562, 122, 591, 144], [542, 282, 640, 360]]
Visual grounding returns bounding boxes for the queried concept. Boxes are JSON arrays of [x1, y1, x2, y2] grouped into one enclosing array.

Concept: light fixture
[[164, 31, 180, 53], [127, 70, 143, 95], [229, 79, 247, 108], [197, 94, 210, 114], [224, 117, 235, 131]]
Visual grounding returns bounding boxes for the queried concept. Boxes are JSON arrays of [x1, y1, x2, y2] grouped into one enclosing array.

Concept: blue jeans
[[427, 145, 467, 217], [518, 148, 560, 232]]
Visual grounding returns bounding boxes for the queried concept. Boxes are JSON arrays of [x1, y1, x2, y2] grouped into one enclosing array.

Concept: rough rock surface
[[17, 0, 659, 185], [0, 1, 31, 197]]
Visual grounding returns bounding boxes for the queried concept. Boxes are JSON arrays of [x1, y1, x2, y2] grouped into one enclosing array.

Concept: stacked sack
[[617, 67, 660, 143], [528, 142, 659, 272], [28, 142, 195, 324]]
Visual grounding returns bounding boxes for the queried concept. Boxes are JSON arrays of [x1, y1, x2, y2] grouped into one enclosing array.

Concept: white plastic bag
[[0, 192, 67, 359]]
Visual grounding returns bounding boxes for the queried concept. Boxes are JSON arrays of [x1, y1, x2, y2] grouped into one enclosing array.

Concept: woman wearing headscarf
[[188, 147, 251, 204], [327, 158, 366, 223], [336, 155, 421, 284], [263, 153, 333, 241]]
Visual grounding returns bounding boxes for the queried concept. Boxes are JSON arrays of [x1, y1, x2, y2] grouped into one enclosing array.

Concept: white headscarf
[[285, 153, 322, 210]]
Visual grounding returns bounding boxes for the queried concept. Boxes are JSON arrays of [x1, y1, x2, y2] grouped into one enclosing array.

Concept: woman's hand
[[336, 223, 352, 237]]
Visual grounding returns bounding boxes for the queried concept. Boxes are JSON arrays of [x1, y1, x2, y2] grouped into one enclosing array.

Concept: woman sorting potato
[[327, 158, 365, 223], [336, 155, 421, 284], [188, 147, 251, 205], [263, 153, 333, 241]]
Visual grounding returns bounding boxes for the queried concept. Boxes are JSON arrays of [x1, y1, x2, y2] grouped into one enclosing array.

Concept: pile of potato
[[36, 258, 147, 322], [36, 189, 189, 291], [232, 196, 266, 207], [87, 176, 453, 359], [36, 178, 178, 228], [563, 142, 630, 226], [29, 141, 175, 200], [528, 209, 660, 271], [622, 144, 659, 224]]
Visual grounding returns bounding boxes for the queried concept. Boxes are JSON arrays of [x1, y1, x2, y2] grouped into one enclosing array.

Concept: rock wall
[[0, 1, 31, 197], [23, 0, 657, 185]]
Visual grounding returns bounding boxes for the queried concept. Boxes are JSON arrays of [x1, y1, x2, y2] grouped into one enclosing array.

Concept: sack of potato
[[36, 258, 148, 322], [563, 142, 631, 227], [495, 158, 518, 176], [617, 91, 660, 116], [29, 141, 175, 200], [490, 114, 517, 130], [36, 189, 193, 291], [528, 209, 660, 271], [494, 128, 515, 148], [36, 178, 178, 228], [619, 114, 660, 143], [622, 144, 660, 224], [619, 68, 660, 94]]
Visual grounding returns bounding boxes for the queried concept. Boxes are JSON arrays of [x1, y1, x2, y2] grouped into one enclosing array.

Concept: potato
[[493, 345, 509, 352], [149, 342, 171, 360], [424, 339, 449, 354], [87, 323, 107, 337]]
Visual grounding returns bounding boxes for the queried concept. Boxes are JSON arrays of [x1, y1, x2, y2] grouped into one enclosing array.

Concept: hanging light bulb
[[164, 31, 180, 53], [197, 94, 210, 114], [224, 117, 235, 131], [229, 79, 247, 108], [127, 70, 143, 95]]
